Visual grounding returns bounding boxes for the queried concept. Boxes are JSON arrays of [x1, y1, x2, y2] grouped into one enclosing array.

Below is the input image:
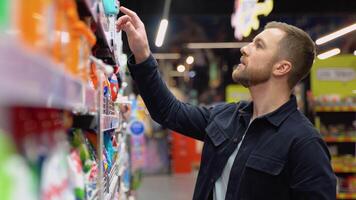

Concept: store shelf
[[103, 162, 119, 199], [315, 105, 356, 112], [98, 162, 118, 199], [105, 174, 119, 200], [85, 86, 98, 112], [324, 136, 356, 143], [0, 40, 85, 110], [334, 169, 356, 173], [333, 167, 356, 173], [102, 114, 120, 132], [337, 192, 356, 199]]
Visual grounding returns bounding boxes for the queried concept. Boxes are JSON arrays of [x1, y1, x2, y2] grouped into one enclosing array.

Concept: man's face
[[232, 28, 285, 87]]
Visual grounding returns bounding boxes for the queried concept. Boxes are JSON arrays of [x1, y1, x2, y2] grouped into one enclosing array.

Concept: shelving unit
[[338, 193, 356, 199], [315, 108, 356, 199], [0, 0, 132, 200], [324, 136, 356, 143], [311, 55, 356, 199], [315, 105, 356, 112]]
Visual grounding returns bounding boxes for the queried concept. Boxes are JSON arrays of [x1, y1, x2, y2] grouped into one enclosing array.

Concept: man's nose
[[240, 45, 248, 56]]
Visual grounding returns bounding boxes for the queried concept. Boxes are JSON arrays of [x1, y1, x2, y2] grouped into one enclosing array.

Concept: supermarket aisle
[[136, 173, 197, 200]]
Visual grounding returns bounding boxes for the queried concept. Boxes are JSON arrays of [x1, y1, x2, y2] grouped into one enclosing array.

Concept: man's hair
[[264, 21, 316, 89]]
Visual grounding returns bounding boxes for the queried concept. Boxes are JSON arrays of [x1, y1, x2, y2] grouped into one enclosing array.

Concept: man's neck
[[249, 83, 291, 120]]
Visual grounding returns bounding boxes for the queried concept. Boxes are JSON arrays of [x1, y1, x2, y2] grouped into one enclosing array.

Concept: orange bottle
[[17, 0, 56, 51], [51, 0, 68, 64]]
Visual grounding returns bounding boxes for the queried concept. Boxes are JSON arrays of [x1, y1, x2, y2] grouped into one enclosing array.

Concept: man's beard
[[232, 64, 272, 87]]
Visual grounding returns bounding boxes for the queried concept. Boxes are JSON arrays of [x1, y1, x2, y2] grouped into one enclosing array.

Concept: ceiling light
[[152, 53, 181, 60], [177, 64, 185, 73], [317, 48, 341, 60], [186, 56, 194, 64], [316, 23, 356, 45], [186, 42, 249, 49], [155, 19, 168, 47]]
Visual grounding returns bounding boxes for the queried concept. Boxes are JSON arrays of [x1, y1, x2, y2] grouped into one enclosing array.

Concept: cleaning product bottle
[[0, 0, 10, 32]]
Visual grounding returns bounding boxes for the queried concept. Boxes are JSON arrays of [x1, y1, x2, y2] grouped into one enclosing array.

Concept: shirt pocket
[[241, 154, 288, 199], [245, 154, 285, 176], [205, 121, 228, 147]]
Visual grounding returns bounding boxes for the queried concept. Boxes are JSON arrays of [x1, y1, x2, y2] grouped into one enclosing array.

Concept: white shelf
[[85, 86, 98, 113], [102, 163, 119, 200], [0, 39, 86, 110], [102, 114, 120, 132], [315, 105, 356, 112], [105, 174, 119, 200]]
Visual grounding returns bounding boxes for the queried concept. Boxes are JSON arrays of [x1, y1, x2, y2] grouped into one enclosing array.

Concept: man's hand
[[116, 6, 150, 64], [119, 104, 131, 121]]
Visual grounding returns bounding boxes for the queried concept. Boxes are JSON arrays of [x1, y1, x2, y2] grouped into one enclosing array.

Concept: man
[[117, 6, 336, 200]]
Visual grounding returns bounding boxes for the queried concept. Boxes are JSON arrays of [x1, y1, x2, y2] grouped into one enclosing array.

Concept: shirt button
[[233, 138, 238, 143]]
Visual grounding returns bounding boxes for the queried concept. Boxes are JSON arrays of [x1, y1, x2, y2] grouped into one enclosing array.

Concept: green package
[[0, 0, 9, 30]]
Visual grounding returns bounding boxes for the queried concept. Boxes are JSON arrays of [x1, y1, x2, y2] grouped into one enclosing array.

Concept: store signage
[[128, 120, 145, 136], [231, 0, 273, 40], [317, 68, 356, 82]]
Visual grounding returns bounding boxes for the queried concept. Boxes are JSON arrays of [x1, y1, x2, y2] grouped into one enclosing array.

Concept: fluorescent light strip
[[186, 42, 249, 49], [317, 48, 341, 60], [152, 53, 181, 60], [316, 23, 356, 45], [155, 19, 169, 47]]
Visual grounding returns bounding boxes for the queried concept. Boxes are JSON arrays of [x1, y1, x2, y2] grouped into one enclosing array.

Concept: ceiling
[[119, 0, 355, 96], [119, 0, 356, 55], [121, 0, 356, 16]]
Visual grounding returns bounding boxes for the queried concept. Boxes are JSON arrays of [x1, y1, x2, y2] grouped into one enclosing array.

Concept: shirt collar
[[238, 95, 298, 127]]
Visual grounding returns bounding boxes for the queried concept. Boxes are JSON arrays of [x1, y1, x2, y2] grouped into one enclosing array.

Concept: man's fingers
[[122, 21, 137, 36], [119, 6, 141, 28], [117, 15, 131, 26], [116, 15, 132, 31]]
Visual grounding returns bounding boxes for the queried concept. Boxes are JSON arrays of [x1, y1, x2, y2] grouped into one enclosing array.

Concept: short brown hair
[[264, 21, 316, 89]]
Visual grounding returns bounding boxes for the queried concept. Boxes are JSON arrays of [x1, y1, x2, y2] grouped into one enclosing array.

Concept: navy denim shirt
[[128, 55, 337, 200]]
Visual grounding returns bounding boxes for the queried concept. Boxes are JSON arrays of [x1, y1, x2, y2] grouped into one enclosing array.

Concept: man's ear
[[273, 60, 292, 77]]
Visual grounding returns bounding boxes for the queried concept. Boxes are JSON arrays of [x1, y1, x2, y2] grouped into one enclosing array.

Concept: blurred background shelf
[[334, 168, 356, 173], [315, 105, 356, 112], [324, 136, 356, 143], [102, 114, 120, 131], [337, 192, 356, 199]]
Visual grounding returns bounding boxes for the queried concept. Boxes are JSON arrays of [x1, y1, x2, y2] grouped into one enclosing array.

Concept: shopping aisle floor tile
[[136, 173, 197, 200]]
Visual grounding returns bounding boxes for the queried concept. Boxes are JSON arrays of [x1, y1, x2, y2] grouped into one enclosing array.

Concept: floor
[[136, 172, 198, 200]]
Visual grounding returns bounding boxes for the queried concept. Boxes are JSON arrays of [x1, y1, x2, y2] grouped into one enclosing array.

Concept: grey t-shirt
[[213, 120, 252, 200]]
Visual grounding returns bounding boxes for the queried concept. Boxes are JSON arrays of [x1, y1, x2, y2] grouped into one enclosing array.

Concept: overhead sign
[[231, 0, 273, 40], [311, 55, 356, 98], [317, 68, 355, 82]]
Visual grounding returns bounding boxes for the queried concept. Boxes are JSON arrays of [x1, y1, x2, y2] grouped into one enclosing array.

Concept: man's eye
[[256, 43, 262, 48]]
